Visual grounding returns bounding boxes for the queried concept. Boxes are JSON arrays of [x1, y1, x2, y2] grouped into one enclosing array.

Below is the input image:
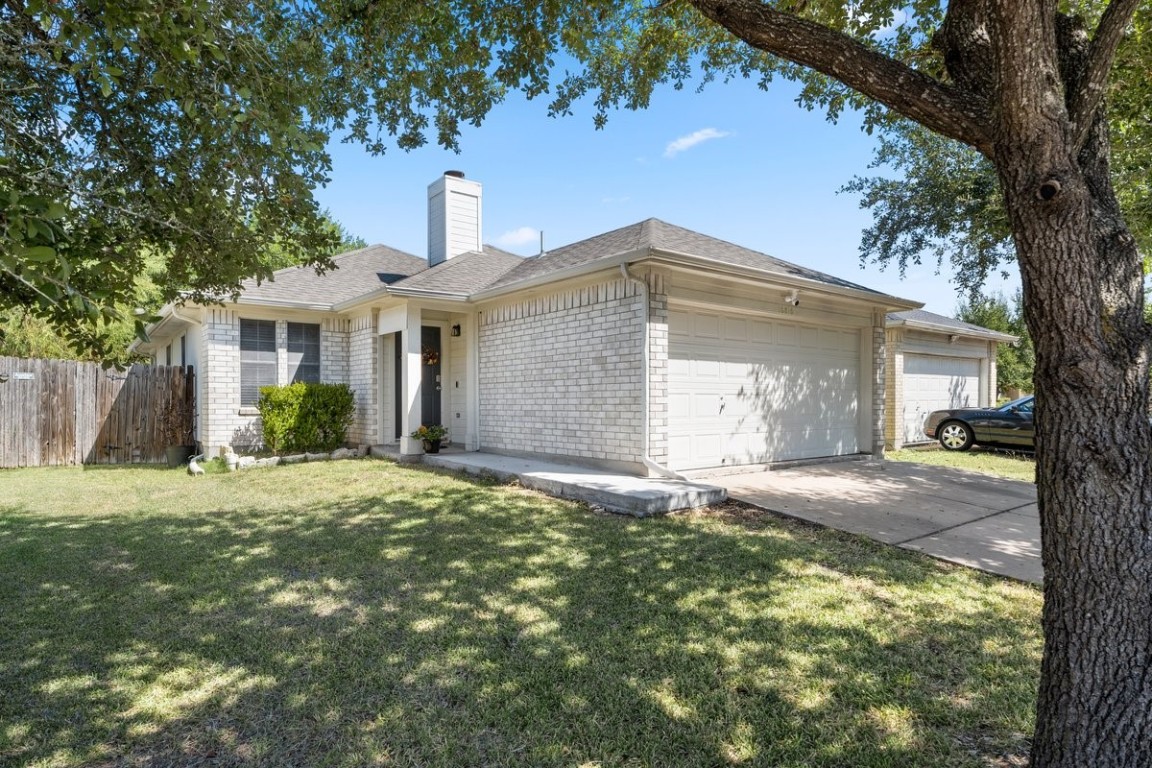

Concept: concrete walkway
[[419, 451, 726, 517], [713, 461, 1041, 584]]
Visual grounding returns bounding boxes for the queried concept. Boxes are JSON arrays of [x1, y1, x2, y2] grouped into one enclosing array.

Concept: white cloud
[[663, 128, 731, 158], [495, 226, 540, 248]]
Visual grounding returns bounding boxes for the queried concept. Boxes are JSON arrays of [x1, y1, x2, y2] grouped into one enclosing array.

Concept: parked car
[[923, 395, 1035, 451]]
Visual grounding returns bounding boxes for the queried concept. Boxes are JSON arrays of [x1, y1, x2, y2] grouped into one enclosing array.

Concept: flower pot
[[422, 438, 441, 454], [165, 444, 195, 468]]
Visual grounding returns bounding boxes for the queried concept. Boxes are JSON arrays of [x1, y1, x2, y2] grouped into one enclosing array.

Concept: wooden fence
[[0, 357, 195, 468]]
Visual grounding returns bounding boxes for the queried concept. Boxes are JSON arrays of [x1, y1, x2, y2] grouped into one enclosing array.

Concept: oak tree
[[5, 1, 1150, 764]]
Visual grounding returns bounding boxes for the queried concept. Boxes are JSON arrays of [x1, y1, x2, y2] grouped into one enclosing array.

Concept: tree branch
[[1069, 0, 1141, 150], [686, 0, 993, 153]]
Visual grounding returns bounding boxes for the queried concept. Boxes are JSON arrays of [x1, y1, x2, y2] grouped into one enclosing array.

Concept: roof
[[389, 246, 524, 296], [887, 309, 1018, 343], [484, 218, 899, 298], [236, 244, 427, 307]]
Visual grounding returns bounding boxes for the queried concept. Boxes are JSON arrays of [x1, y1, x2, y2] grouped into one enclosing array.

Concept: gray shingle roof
[[390, 246, 524, 295], [237, 244, 427, 306], [484, 218, 893, 296], [887, 309, 1018, 341]]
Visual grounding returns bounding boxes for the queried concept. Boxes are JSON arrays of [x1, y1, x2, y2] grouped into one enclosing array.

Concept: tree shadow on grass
[[0, 461, 1040, 767]]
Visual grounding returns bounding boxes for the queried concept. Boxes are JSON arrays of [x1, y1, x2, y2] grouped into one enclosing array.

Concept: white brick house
[[884, 310, 1018, 449], [138, 171, 971, 475]]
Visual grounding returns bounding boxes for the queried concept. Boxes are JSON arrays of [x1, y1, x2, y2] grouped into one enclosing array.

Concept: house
[[137, 171, 935, 475], [884, 309, 1018, 449]]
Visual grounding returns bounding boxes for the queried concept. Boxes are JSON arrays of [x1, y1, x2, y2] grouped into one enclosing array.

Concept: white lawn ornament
[[187, 454, 206, 476]]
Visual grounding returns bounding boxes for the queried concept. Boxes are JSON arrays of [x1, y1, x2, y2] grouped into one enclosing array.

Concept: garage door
[[667, 307, 861, 471], [902, 354, 981, 444]]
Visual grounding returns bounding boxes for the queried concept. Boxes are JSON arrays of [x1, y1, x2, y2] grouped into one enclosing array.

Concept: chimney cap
[[444, 170, 465, 179]]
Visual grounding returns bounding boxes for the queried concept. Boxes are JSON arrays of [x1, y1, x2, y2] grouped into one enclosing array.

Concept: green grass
[[887, 447, 1037, 483], [0, 460, 1040, 767]]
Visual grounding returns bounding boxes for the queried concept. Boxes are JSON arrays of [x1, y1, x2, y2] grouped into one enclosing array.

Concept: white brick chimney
[[427, 171, 482, 266]]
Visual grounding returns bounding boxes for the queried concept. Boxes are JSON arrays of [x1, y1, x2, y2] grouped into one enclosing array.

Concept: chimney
[[427, 170, 482, 267]]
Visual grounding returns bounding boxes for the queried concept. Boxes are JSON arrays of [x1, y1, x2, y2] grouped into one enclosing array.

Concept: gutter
[[619, 264, 687, 481], [887, 317, 1018, 344], [648, 249, 923, 311]]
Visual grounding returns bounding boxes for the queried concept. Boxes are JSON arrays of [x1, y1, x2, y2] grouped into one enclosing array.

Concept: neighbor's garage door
[[902, 354, 981, 444], [667, 306, 861, 471]]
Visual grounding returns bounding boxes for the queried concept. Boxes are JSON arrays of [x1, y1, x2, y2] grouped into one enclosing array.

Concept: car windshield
[[996, 396, 1034, 413]]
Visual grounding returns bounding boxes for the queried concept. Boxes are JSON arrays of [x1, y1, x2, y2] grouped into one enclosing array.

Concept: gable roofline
[[470, 245, 922, 310], [886, 310, 1018, 343]]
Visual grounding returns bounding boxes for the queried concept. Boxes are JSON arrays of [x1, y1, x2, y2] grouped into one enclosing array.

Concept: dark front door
[[420, 326, 442, 427]]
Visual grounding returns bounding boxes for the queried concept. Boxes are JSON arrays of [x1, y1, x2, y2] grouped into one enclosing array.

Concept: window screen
[[240, 319, 276, 406], [287, 322, 320, 384]]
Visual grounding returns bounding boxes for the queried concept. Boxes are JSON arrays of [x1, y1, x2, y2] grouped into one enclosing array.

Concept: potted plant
[[411, 424, 449, 454], [161, 394, 197, 468]]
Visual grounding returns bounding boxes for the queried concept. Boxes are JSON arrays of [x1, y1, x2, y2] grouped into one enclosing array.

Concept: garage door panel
[[902, 354, 981, 444], [668, 308, 861, 470], [695, 313, 720, 338]]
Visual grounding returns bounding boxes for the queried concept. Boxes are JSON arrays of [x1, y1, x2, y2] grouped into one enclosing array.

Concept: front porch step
[[419, 452, 726, 517]]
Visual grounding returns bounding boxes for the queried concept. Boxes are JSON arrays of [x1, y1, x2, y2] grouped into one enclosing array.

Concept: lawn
[[887, 447, 1037, 483], [0, 459, 1040, 767]]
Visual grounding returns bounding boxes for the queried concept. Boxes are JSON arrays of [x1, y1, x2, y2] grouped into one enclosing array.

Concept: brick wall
[[872, 310, 887, 458], [199, 310, 362, 455], [198, 308, 262, 456], [346, 313, 377, 446], [647, 274, 669, 466], [478, 278, 645, 469], [884, 328, 904, 450], [321, 318, 350, 384]]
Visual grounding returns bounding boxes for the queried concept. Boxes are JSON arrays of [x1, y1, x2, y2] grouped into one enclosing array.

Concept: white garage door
[[667, 307, 861, 471], [902, 354, 981, 444]]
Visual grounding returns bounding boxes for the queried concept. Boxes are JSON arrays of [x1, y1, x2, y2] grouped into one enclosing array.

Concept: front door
[[420, 326, 442, 427]]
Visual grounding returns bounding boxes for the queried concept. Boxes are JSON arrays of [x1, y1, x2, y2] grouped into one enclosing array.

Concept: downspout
[[620, 264, 687, 481]]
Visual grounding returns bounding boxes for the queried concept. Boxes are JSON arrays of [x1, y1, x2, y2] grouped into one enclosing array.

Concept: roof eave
[[470, 248, 650, 301], [889, 317, 1019, 343], [385, 287, 471, 301], [226, 295, 336, 312], [129, 303, 198, 353], [648, 249, 923, 310]]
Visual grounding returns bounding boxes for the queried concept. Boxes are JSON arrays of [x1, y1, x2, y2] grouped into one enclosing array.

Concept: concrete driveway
[[714, 460, 1041, 584]]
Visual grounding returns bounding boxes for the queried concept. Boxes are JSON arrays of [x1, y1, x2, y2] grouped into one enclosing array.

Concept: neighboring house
[[884, 309, 1019, 449], [136, 171, 929, 475]]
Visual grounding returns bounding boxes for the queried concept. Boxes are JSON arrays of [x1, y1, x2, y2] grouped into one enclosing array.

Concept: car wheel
[[938, 421, 974, 451]]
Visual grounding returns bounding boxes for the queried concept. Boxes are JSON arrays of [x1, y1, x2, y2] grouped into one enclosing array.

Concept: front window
[[287, 322, 320, 383], [240, 319, 276, 406]]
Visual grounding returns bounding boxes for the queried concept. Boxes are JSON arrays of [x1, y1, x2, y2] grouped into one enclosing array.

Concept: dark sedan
[[923, 395, 1035, 451]]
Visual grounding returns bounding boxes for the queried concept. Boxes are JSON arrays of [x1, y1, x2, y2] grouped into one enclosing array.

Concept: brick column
[[872, 309, 886, 459], [647, 272, 669, 468]]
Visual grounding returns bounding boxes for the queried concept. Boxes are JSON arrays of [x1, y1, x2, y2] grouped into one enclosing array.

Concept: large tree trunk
[[997, 122, 1152, 767], [983, 8, 1152, 764]]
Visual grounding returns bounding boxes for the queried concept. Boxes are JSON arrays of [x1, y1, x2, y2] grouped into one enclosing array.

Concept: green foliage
[[257, 382, 355, 454], [843, 5, 1152, 290], [841, 122, 1016, 298], [2, 0, 343, 357], [1, 0, 942, 357], [956, 292, 1035, 395]]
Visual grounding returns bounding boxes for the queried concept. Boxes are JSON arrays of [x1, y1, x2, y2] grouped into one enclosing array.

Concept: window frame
[[287, 322, 321, 384], [239, 318, 277, 407]]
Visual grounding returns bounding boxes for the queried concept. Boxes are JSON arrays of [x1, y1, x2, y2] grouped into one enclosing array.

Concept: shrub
[[257, 382, 355, 454]]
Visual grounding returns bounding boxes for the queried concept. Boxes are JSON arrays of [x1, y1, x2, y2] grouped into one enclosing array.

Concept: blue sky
[[313, 77, 1018, 316]]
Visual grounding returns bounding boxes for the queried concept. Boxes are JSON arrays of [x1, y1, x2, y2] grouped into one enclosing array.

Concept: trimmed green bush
[[257, 382, 355, 454]]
